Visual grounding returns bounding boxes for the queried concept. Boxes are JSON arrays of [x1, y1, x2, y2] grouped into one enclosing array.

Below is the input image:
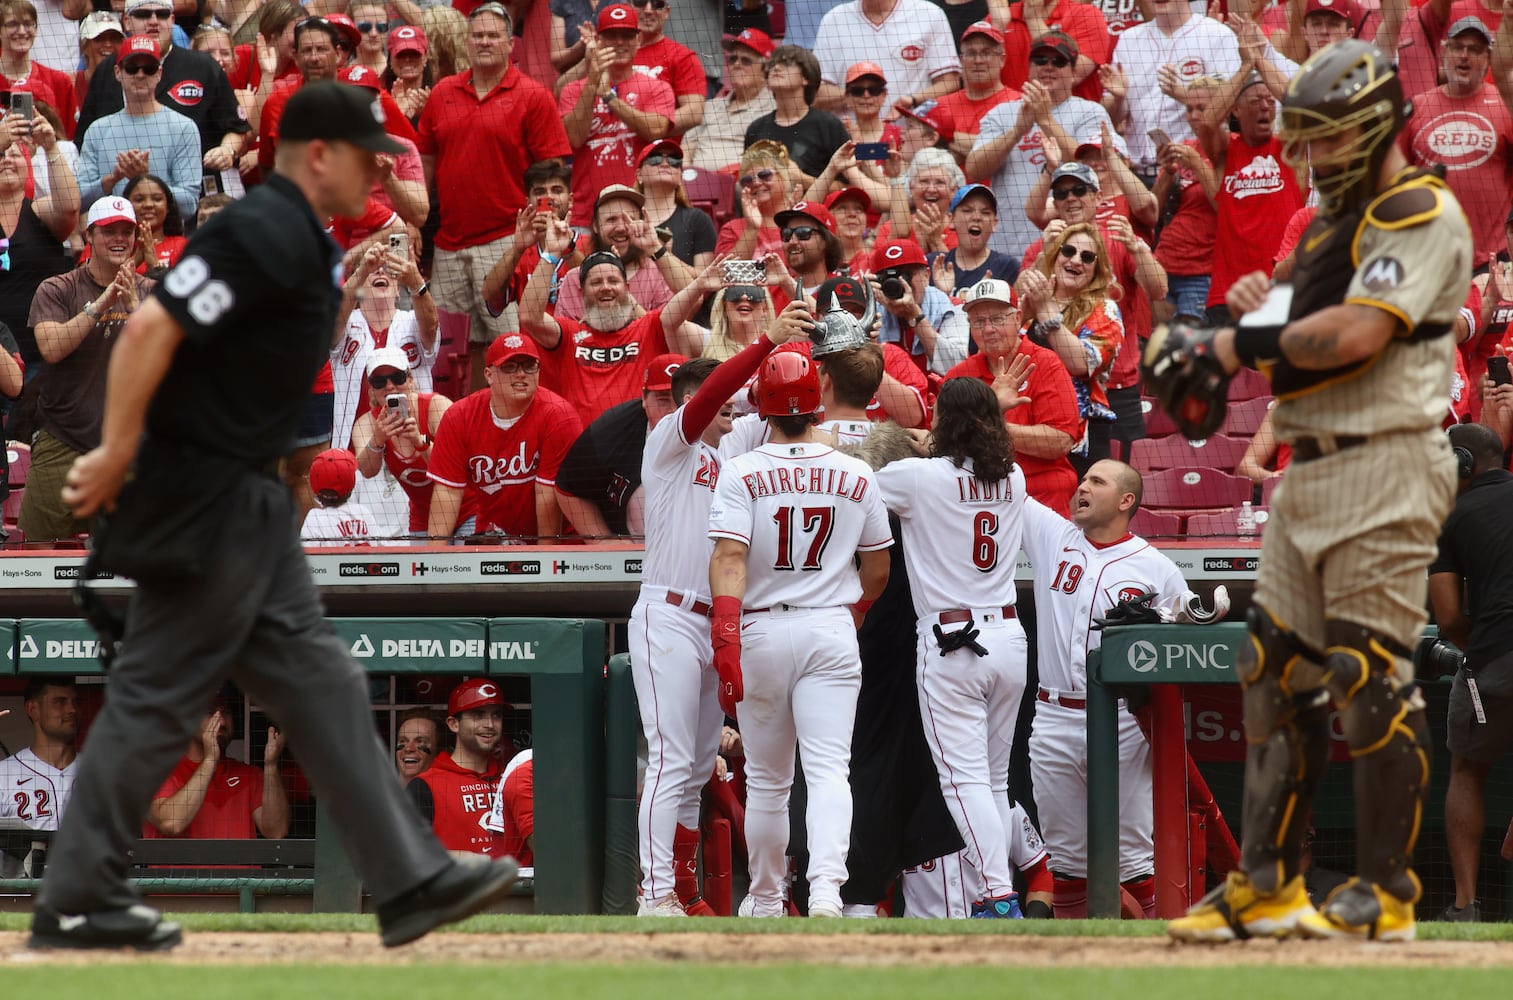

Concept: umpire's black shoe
[[29, 904, 183, 952], [377, 855, 519, 948]]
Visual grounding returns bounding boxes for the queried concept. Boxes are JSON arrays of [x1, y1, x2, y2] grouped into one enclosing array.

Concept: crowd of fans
[[0, 0, 1511, 547]]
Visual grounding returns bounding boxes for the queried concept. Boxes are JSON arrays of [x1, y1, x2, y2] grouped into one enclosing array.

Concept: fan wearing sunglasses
[[352, 346, 454, 538], [717, 140, 796, 262], [626, 0, 706, 135], [683, 27, 774, 172], [1017, 222, 1122, 471], [635, 138, 716, 274]]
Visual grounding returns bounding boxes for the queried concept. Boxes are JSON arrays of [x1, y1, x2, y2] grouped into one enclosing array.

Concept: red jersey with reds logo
[[144, 757, 264, 839], [545, 310, 672, 425], [427, 386, 581, 534], [479, 750, 535, 865], [558, 75, 676, 225], [1402, 85, 1513, 267], [409, 752, 504, 855], [1206, 134, 1304, 307], [945, 343, 1082, 514]]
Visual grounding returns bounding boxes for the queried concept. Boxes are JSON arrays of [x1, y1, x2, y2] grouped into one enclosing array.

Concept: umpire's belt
[[938, 606, 1016, 626], [1290, 434, 1367, 463], [1037, 689, 1087, 710], [665, 590, 712, 617]]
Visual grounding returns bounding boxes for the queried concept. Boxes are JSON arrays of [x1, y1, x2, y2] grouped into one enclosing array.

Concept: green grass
[[3, 965, 1512, 1000], [3, 911, 1513, 940]]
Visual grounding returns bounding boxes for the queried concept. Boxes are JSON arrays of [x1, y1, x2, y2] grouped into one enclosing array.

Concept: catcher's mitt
[[1141, 321, 1231, 439], [1092, 590, 1165, 630]]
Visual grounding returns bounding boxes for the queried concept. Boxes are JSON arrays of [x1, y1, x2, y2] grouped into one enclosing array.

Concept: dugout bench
[[0, 616, 606, 914]]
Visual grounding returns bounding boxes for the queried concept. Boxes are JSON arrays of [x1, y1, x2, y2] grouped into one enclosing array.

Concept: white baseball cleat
[[842, 903, 880, 918], [809, 899, 843, 918], [636, 895, 688, 917]]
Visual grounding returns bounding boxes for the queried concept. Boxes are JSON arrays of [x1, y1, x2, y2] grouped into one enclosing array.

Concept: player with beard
[[0, 680, 81, 868], [406, 680, 508, 856], [550, 185, 682, 324]]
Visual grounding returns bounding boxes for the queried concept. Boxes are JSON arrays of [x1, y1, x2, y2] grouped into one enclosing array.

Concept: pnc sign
[[1096, 625, 1244, 685]]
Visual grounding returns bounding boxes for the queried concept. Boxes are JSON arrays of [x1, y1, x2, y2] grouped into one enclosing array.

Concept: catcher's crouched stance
[[1146, 40, 1470, 943]]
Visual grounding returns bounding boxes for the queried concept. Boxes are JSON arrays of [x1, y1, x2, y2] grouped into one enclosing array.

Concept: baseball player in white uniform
[[708, 351, 893, 918], [874, 374, 1030, 918], [0, 680, 80, 877], [1021, 459, 1228, 917], [628, 300, 814, 917], [903, 801, 1052, 918]]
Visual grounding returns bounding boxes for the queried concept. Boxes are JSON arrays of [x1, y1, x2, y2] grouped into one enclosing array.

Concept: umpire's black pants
[[38, 474, 450, 913]]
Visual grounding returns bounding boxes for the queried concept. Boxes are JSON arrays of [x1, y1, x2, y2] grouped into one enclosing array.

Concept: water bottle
[[1236, 500, 1257, 536]]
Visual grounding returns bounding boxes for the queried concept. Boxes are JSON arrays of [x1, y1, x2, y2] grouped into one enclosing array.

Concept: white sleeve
[[922, 4, 962, 81], [1019, 494, 1067, 580], [929, 299, 970, 373], [1151, 552, 1195, 618], [708, 456, 754, 543], [812, 10, 845, 86], [480, 779, 505, 833], [873, 457, 918, 517], [858, 472, 895, 551]]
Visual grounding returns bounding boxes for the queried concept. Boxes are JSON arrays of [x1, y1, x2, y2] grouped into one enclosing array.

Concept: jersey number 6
[[973, 512, 1000, 572], [772, 505, 835, 572]]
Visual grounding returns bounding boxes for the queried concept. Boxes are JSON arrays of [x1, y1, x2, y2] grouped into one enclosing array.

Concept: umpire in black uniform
[[1428, 422, 1513, 923], [31, 82, 517, 952]]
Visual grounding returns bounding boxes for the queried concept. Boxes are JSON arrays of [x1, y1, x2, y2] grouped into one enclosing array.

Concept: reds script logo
[[1420, 110, 1500, 169], [469, 443, 540, 494], [575, 342, 640, 367], [167, 80, 205, 106]]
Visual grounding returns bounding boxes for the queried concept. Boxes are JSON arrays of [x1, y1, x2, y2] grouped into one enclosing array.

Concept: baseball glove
[[1141, 321, 1231, 439], [1092, 590, 1166, 630]]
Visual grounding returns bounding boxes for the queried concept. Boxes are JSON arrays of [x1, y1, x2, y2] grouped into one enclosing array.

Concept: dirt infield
[[4, 931, 1513, 967]]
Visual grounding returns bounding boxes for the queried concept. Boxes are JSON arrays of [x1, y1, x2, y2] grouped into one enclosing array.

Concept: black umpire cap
[[279, 81, 406, 154]]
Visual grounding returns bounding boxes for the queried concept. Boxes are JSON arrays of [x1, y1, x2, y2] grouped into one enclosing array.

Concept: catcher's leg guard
[[1318, 620, 1431, 911], [1237, 604, 1332, 894]]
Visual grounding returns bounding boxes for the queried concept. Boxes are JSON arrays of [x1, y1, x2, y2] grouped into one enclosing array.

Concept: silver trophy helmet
[[809, 275, 877, 357]]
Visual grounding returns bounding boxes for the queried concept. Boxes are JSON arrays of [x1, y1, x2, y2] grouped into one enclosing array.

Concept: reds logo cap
[[642, 353, 687, 391], [308, 448, 358, 500], [447, 678, 508, 717], [870, 238, 927, 272], [366, 345, 411, 377], [1305, 0, 1363, 23], [342, 65, 383, 91], [596, 3, 637, 33], [86, 195, 136, 229], [485, 332, 541, 367], [388, 23, 428, 56], [720, 27, 774, 60], [119, 34, 161, 68], [774, 200, 836, 233], [961, 19, 1004, 45]]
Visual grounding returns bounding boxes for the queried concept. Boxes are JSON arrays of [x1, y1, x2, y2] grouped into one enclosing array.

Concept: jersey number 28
[[772, 506, 834, 572]]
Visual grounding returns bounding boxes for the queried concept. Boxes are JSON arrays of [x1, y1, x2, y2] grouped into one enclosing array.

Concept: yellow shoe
[[1296, 879, 1416, 942], [1168, 871, 1317, 943]]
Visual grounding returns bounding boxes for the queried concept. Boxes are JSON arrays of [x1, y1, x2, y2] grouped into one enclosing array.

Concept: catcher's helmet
[[1280, 39, 1407, 218], [756, 351, 822, 417]]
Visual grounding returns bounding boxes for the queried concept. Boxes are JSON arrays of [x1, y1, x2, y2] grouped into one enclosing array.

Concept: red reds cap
[[388, 23, 427, 56], [485, 333, 540, 367], [962, 19, 1004, 44], [1304, 0, 1361, 22], [596, 3, 637, 33], [447, 678, 507, 717], [308, 448, 358, 499], [774, 200, 836, 232], [845, 61, 887, 85], [824, 186, 872, 212], [324, 12, 363, 48], [872, 238, 927, 271], [119, 34, 161, 67], [643, 353, 687, 391], [340, 64, 383, 91], [635, 138, 682, 168], [1031, 30, 1079, 61], [898, 98, 955, 142], [721, 27, 774, 60], [86, 195, 136, 229]]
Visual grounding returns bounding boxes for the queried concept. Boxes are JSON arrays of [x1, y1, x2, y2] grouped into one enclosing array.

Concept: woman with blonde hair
[[702, 284, 776, 361], [714, 139, 797, 262], [422, 6, 470, 79], [1016, 221, 1123, 471]]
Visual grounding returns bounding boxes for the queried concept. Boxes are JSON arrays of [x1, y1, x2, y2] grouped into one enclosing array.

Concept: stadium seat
[[1130, 508, 1183, 539], [1140, 397, 1180, 438], [1186, 505, 1270, 537], [683, 166, 736, 228], [1229, 367, 1272, 401], [1129, 433, 1250, 474], [1260, 475, 1283, 505], [767, 0, 786, 38], [1141, 467, 1255, 512], [6, 440, 29, 487], [2, 486, 20, 525], [1221, 396, 1273, 437]]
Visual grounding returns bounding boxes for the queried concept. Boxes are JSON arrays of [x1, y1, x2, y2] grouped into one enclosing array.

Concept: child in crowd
[[300, 448, 374, 546]]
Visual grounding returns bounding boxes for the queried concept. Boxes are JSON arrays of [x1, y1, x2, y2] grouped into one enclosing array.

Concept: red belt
[[938, 606, 1015, 625], [1037, 689, 1087, 710], [666, 590, 712, 617]]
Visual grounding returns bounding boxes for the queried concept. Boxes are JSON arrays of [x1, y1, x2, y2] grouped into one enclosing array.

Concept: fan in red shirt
[[405, 679, 506, 857], [945, 278, 1082, 513], [426, 333, 581, 541], [935, 21, 1020, 159], [144, 706, 289, 841], [0, 0, 79, 139], [999, 0, 1111, 103], [629, 0, 705, 136]]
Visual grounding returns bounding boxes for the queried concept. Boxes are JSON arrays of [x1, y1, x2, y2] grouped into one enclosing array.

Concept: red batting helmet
[[755, 351, 821, 418], [447, 678, 506, 717]]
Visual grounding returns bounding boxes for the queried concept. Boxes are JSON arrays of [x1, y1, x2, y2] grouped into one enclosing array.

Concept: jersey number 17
[[772, 505, 835, 571]]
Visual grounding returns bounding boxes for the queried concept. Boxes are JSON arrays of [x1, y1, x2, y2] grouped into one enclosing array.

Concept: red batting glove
[[710, 595, 744, 717]]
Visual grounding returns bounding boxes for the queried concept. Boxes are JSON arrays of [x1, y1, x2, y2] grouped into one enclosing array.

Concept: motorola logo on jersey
[[339, 562, 401, 577], [480, 560, 541, 575], [168, 80, 205, 106], [1127, 640, 1159, 673]]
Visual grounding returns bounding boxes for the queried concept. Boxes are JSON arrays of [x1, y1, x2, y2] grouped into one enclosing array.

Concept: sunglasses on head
[[1030, 53, 1070, 68], [725, 284, 766, 303], [846, 84, 885, 97], [1051, 184, 1090, 200], [739, 167, 777, 187], [357, 20, 389, 32], [121, 62, 158, 75], [642, 153, 682, 168], [781, 226, 819, 242], [1058, 244, 1098, 265], [368, 370, 409, 388]]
